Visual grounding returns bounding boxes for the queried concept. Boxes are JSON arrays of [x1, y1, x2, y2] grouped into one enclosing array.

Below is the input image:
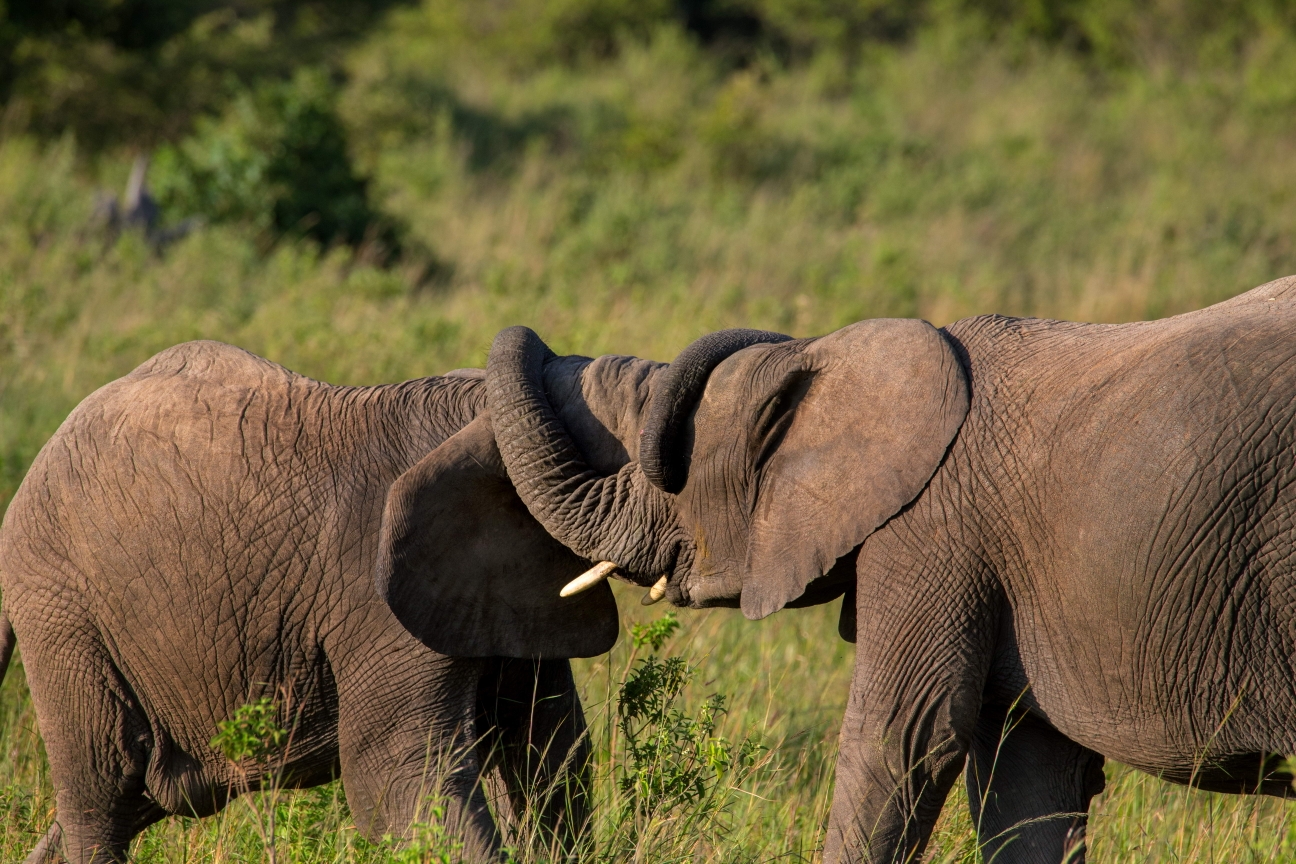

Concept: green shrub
[[606, 611, 767, 856], [152, 69, 386, 247], [211, 697, 289, 766], [210, 697, 292, 864], [616, 657, 763, 819]]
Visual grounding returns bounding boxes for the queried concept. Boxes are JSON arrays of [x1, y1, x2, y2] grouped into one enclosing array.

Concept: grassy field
[[4, 5, 1296, 860]]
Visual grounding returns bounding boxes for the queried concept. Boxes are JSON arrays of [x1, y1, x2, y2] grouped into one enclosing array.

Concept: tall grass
[[5, 597, 1296, 861], [3, 8, 1296, 860]]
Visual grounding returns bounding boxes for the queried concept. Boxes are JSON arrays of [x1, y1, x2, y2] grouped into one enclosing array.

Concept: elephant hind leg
[[21, 637, 163, 863], [966, 704, 1106, 864]]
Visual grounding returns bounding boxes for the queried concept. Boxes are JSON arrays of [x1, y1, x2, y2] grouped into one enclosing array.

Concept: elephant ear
[[740, 318, 969, 620], [376, 412, 619, 658]]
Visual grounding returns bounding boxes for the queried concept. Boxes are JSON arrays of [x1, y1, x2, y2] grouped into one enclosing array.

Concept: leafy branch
[[211, 695, 290, 864], [610, 611, 765, 853]]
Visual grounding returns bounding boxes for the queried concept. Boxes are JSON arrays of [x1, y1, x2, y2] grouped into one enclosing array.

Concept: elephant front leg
[[476, 658, 591, 855], [965, 704, 1105, 864], [824, 567, 994, 863], [826, 686, 980, 863], [336, 653, 499, 860]]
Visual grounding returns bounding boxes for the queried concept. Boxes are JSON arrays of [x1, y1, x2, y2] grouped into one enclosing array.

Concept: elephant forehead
[[545, 353, 667, 473], [580, 353, 667, 455], [685, 344, 796, 524], [695, 339, 808, 419]]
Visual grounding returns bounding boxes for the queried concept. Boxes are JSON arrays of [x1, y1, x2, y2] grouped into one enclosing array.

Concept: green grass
[[4, 7, 1296, 859], [5, 599, 1296, 862]]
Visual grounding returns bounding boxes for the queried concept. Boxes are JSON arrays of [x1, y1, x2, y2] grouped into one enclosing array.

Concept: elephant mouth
[[561, 541, 696, 606], [676, 556, 747, 609]]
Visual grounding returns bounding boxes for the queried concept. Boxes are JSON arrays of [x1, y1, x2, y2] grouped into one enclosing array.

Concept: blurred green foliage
[[3, 3, 1296, 860], [0, 0, 406, 148], [152, 69, 383, 246], [8, 0, 1296, 149], [5, 0, 1295, 252]]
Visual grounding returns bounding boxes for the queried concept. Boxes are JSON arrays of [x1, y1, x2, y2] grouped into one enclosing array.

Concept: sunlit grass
[[3, 599, 1296, 861]]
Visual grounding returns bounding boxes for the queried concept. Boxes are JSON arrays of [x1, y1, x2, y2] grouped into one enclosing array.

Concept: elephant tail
[[0, 608, 13, 687]]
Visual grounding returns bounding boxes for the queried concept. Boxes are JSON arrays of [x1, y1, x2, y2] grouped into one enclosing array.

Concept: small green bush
[[608, 611, 766, 855], [152, 69, 385, 247], [210, 696, 292, 864], [211, 697, 289, 766]]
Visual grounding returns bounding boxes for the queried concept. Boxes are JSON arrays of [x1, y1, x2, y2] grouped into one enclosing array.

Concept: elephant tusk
[[560, 561, 619, 597], [640, 575, 669, 606]]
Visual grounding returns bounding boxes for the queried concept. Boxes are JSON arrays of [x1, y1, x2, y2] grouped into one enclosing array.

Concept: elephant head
[[483, 319, 969, 622], [374, 351, 695, 660], [374, 406, 620, 660]]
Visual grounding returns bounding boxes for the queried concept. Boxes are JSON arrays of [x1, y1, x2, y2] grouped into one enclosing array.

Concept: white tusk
[[560, 561, 619, 598], [640, 575, 669, 606]]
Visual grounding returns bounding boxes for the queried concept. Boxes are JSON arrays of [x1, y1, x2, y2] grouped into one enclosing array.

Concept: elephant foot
[[23, 823, 62, 864]]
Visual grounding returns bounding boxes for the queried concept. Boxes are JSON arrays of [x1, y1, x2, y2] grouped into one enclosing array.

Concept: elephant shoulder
[[127, 340, 299, 388], [940, 314, 1115, 389], [1204, 273, 1296, 312]]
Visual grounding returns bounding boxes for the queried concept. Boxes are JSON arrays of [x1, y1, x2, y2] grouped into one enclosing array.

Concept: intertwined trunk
[[485, 326, 791, 586], [485, 326, 683, 583]]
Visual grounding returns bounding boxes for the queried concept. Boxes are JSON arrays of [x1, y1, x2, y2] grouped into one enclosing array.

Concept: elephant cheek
[[680, 571, 741, 607], [682, 543, 744, 607]]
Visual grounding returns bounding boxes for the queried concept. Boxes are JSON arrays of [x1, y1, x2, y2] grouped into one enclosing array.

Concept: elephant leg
[[336, 651, 498, 861], [965, 705, 1105, 864], [476, 658, 591, 855], [20, 640, 158, 864], [824, 568, 995, 864]]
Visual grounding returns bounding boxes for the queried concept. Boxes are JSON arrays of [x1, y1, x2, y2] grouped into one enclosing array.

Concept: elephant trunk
[[640, 329, 793, 493], [486, 326, 685, 584]]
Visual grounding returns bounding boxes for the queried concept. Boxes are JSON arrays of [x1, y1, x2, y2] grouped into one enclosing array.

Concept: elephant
[[455, 273, 1296, 864], [0, 340, 620, 864]]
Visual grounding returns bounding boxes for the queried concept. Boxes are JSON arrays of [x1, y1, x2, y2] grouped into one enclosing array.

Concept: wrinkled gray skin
[[477, 275, 1296, 864], [0, 341, 618, 864]]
